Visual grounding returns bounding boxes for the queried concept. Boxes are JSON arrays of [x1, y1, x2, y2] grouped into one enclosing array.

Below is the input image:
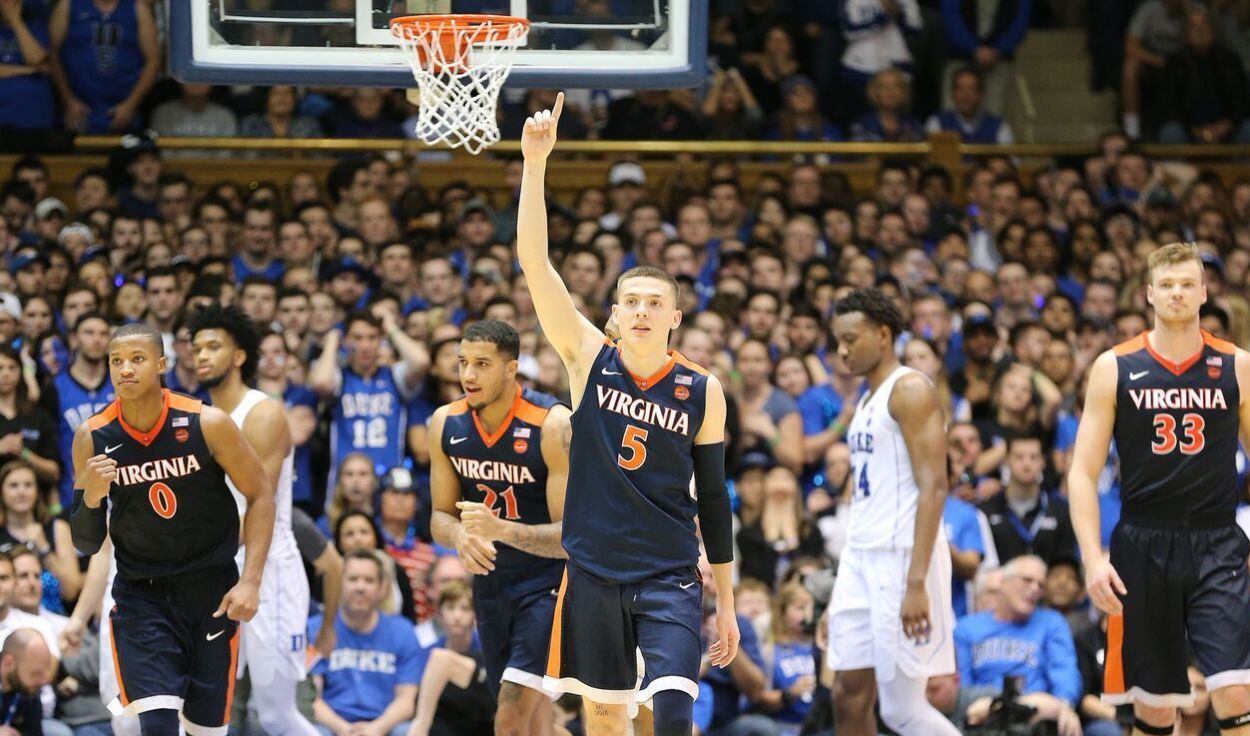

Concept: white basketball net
[[392, 16, 528, 155]]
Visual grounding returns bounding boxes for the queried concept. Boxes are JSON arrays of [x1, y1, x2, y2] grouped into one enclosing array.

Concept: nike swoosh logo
[[206, 630, 225, 641], [679, 582, 697, 589], [1129, 370, 1150, 381], [450, 437, 468, 445], [104, 444, 123, 454], [602, 368, 623, 376], [550, 589, 559, 596]]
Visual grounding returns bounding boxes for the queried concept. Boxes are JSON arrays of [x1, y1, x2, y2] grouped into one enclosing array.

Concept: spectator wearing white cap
[[31, 199, 67, 245], [599, 161, 647, 232]]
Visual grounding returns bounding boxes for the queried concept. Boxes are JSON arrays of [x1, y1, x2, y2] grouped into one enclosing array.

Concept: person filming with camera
[[954, 555, 1085, 736]]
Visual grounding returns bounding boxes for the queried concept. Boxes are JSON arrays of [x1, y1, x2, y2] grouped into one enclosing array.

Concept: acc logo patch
[[174, 428, 190, 443], [674, 385, 690, 401], [513, 439, 528, 454]]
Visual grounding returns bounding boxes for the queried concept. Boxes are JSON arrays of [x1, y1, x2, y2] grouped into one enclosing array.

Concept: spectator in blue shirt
[[309, 549, 419, 736], [925, 66, 1015, 144], [0, 0, 54, 131], [943, 493, 992, 619], [939, 0, 1032, 115], [955, 555, 1083, 735]]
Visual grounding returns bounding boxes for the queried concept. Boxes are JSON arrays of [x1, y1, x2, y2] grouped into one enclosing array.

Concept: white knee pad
[[876, 671, 962, 736]]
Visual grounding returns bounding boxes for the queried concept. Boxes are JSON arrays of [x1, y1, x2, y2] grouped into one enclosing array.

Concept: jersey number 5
[[148, 482, 177, 519], [1152, 412, 1206, 455], [618, 425, 649, 470]]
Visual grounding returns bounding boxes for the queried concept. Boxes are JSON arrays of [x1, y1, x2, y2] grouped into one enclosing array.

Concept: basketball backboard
[[170, 0, 706, 88]]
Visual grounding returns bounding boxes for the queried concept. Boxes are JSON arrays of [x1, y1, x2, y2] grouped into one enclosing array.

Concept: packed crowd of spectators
[[9, 0, 1250, 146], [0, 116, 1248, 734]]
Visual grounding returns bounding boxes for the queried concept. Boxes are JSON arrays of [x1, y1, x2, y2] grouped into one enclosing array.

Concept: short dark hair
[[277, 287, 309, 304], [1006, 432, 1044, 452], [240, 275, 277, 295], [616, 265, 680, 303], [74, 311, 109, 333], [186, 303, 261, 385], [326, 159, 369, 204], [110, 322, 164, 356], [834, 288, 906, 339], [74, 167, 113, 193], [344, 311, 381, 334], [144, 266, 178, 289], [462, 320, 520, 361]]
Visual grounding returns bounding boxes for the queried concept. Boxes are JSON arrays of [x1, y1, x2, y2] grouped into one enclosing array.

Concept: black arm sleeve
[[68, 490, 107, 556], [694, 442, 734, 565]]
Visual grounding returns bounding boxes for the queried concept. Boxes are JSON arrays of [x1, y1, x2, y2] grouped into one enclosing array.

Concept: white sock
[[250, 673, 321, 736], [877, 670, 962, 736]]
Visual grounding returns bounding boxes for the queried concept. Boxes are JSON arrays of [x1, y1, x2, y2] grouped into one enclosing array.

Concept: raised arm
[[1067, 351, 1124, 615], [516, 92, 604, 373], [68, 422, 113, 556], [458, 406, 570, 559], [308, 329, 343, 398], [382, 310, 430, 393], [427, 406, 496, 574], [889, 372, 949, 642], [202, 406, 274, 622]]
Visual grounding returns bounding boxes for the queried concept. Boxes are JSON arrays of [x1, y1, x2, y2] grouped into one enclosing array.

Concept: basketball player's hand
[[521, 91, 564, 161], [82, 453, 118, 504], [453, 524, 497, 575], [707, 607, 740, 668], [900, 583, 931, 642], [215, 579, 261, 622], [456, 501, 504, 543], [1086, 553, 1127, 615], [314, 623, 336, 659], [59, 618, 84, 655]]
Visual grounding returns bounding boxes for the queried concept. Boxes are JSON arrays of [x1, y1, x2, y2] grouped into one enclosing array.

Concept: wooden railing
[[8, 133, 1250, 209]]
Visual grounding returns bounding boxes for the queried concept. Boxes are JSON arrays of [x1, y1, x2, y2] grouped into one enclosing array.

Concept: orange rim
[[390, 14, 529, 73], [390, 14, 530, 39]]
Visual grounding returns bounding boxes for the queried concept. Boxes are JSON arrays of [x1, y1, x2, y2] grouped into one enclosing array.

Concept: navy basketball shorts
[[472, 563, 564, 697], [108, 565, 241, 735], [1103, 517, 1250, 708], [543, 563, 703, 705]]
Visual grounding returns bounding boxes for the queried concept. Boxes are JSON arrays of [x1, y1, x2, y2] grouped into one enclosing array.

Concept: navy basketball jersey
[[564, 340, 709, 583], [443, 386, 564, 576], [1113, 331, 1241, 519], [331, 366, 408, 478], [87, 390, 237, 580], [54, 371, 114, 510], [62, 0, 143, 131]]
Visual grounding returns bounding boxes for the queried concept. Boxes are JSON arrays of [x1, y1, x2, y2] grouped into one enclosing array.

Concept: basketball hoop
[[391, 14, 529, 155]]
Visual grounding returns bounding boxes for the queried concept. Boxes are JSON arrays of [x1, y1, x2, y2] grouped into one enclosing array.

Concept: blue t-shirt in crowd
[[309, 611, 421, 722], [797, 384, 842, 492], [954, 608, 1082, 706], [0, 20, 55, 129], [770, 640, 816, 726], [703, 614, 764, 729], [284, 384, 319, 506], [944, 497, 986, 618]]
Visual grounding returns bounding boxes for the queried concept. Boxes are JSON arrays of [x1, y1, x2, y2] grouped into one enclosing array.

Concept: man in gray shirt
[[1122, 0, 1186, 138]]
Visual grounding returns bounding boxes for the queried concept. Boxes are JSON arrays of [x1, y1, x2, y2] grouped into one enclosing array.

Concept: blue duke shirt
[[944, 497, 987, 618], [955, 608, 1082, 706], [309, 612, 421, 722]]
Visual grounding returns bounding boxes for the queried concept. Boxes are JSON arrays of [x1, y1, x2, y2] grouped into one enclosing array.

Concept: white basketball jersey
[[227, 389, 299, 562], [846, 366, 924, 550]]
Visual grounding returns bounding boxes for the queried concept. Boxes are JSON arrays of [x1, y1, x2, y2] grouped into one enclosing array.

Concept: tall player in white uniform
[[190, 303, 325, 736], [828, 288, 959, 736]]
